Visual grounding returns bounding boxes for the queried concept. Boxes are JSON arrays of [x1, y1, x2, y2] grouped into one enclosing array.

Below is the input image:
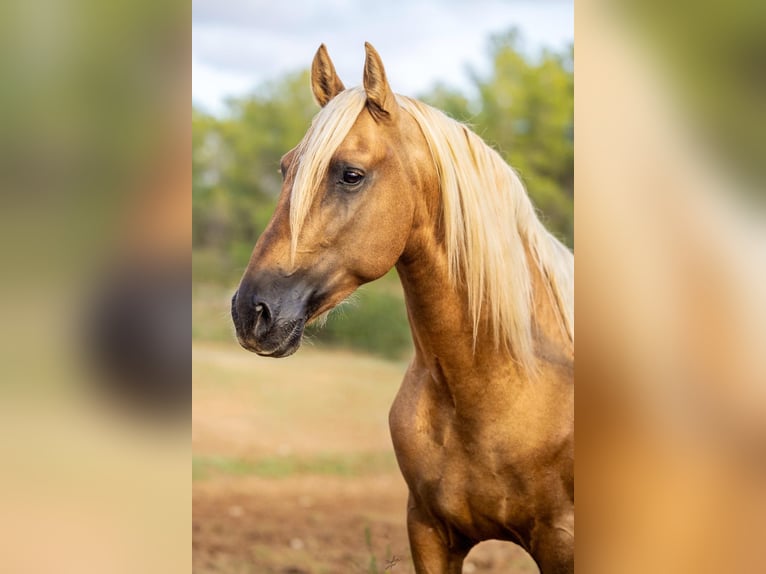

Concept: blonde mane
[[290, 86, 574, 366]]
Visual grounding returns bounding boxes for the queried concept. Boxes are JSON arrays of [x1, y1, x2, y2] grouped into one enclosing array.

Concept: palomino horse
[[232, 43, 574, 573]]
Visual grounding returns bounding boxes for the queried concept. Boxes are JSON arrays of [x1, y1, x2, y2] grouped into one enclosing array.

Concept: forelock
[[289, 87, 368, 259]]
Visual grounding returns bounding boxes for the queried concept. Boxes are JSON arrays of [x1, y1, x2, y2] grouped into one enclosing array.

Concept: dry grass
[[193, 341, 407, 458]]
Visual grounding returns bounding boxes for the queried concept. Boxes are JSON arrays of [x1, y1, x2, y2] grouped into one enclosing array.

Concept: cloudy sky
[[193, 0, 573, 115]]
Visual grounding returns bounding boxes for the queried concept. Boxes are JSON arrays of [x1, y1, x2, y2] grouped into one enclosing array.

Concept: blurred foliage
[[192, 31, 574, 358], [617, 0, 766, 196], [1, 0, 187, 244]]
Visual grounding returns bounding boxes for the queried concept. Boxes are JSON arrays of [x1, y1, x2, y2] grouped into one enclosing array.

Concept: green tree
[[473, 31, 573, 246]]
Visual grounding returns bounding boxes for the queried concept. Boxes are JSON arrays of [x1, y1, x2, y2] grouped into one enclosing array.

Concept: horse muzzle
[[231, 275, 313, 358]]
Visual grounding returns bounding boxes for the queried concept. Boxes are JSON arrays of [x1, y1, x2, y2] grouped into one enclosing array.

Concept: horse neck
[[394, 197, 572, 406], [394, 212, 519, 407]]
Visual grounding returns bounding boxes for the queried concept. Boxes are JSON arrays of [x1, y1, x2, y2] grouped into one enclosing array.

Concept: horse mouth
[[237, 316, 306, 358]]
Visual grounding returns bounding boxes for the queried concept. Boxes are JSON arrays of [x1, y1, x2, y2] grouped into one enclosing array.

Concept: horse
[[231, 43, 574, 574]]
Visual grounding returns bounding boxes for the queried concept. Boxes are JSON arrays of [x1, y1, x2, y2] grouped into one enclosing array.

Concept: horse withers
[[232, 43, 574, 574]]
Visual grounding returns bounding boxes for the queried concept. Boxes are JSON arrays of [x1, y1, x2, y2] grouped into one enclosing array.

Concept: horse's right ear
[[363, 42, 397, 122], [311, 44, 345, 107]]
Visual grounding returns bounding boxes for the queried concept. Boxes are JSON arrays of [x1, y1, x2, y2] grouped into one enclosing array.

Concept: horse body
[[232, 43, 573, 573], [391, 234, 573, 572]]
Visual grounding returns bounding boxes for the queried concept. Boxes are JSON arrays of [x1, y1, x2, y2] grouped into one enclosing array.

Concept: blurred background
[[0, 0, 189, 573], [576, 0, 766, 572], [192, 1, 571, 572]]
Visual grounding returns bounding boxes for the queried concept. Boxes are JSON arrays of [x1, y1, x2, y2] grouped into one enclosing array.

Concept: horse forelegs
[[406, 495, 469, 574], [530, 514, 574, 574]]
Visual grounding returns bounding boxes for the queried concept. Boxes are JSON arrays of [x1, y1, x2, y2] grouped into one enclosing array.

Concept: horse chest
[[389, 372, 528, 537]]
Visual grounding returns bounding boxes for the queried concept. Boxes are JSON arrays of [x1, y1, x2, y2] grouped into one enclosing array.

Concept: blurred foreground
[[577, 0, 766, 572], [0, 0, 189, 572]]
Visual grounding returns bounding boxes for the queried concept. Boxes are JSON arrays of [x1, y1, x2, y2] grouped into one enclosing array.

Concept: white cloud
[[192, 0, 573, 115]]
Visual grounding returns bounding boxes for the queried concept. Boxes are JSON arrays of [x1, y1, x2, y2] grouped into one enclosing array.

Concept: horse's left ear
[[363, 42, 397, 122], [311, 44, 345, 107]]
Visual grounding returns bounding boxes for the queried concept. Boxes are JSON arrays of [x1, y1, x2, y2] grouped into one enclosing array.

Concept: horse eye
[[341, 169, 364, 186]]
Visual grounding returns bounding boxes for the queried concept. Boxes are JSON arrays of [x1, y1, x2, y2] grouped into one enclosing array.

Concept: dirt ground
[[192, 342, 538, 573], [193, 474, 537, 574]]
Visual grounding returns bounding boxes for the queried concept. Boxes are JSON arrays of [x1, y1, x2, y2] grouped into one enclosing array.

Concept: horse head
[[232, 43, 430, 357]]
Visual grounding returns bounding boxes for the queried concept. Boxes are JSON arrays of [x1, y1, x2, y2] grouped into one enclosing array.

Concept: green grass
[[192, 451, 399, 481]]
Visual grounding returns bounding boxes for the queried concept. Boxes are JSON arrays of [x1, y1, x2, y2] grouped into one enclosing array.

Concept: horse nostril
[[252, 298, 272, 336], [255, 301, 270, 319], [253, 297, 269, 316]]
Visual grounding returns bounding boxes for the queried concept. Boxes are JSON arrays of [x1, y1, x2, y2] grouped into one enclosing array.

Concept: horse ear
[[311, 44, 345, 107], [363, 42, 397, 122]]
